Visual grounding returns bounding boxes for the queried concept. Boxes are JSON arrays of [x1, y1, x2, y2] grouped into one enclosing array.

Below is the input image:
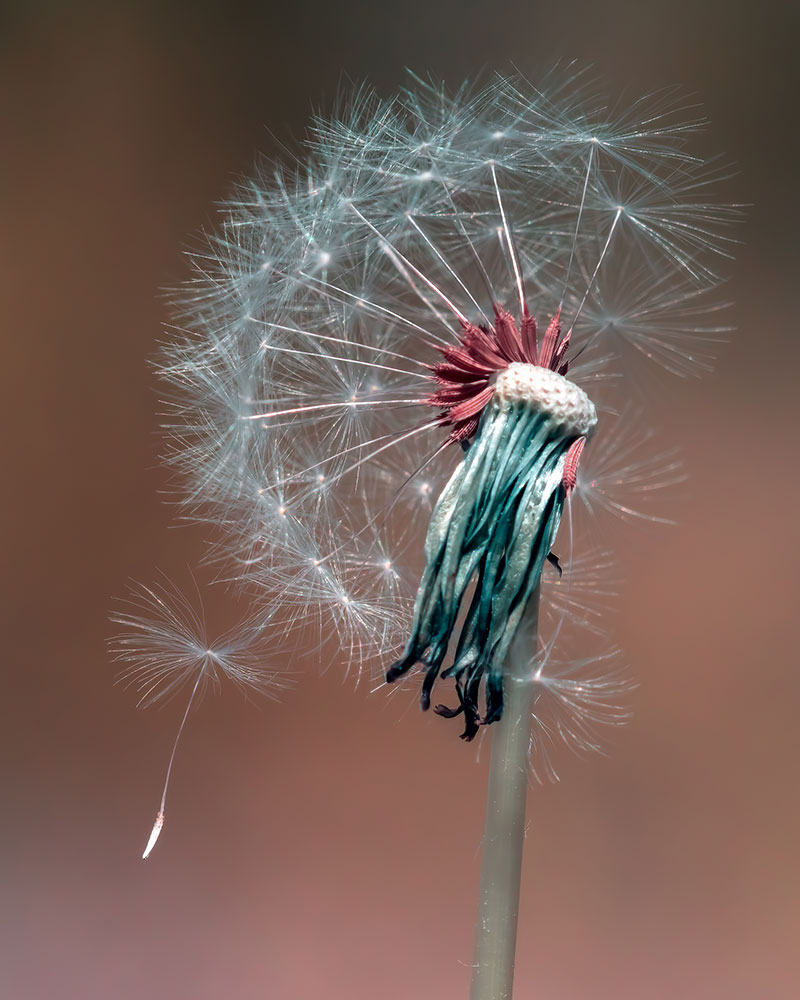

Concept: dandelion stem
[[470, 585, 540, 1000]]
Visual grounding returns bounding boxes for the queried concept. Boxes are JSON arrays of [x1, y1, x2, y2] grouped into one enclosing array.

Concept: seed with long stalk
[[109, 580, 287, 856]]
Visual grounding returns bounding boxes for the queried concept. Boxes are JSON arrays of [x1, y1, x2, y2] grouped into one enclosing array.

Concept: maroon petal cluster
[[427, 304, 572, 441]]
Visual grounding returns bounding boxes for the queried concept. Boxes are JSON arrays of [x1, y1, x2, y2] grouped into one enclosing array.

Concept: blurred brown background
[[1, 1, 798, 997]]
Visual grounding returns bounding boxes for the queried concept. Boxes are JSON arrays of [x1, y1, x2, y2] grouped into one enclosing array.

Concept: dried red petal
[[520, 307, 538, 363], [493, 305, 524, 362], [538, 310, 562, 370], [449, 385, 496, 422], [426, 301, 573, 442]]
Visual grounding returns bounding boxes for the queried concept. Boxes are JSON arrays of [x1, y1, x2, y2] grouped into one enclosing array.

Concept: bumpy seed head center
[[493, 363, 597, 439]]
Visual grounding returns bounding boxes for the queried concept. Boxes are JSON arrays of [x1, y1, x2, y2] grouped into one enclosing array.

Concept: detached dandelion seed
[[116, 70, 736, 998], [109, 579, 287, 857]]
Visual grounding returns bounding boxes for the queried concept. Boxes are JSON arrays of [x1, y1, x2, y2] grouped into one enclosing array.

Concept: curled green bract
[[388, 390, 589, 739]]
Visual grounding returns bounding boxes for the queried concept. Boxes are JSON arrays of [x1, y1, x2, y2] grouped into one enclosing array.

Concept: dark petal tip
[[460, 717, 481, 741], [433, 703, 463, 719], [482, 706, 504, 726], [546, 551, 563, 577]]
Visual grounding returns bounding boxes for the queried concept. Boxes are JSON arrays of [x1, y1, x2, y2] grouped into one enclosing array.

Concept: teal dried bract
[[387, 363, 597, 739]]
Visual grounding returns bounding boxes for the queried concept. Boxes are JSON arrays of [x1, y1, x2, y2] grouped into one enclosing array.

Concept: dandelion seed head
[[145, 70, 734, 781]]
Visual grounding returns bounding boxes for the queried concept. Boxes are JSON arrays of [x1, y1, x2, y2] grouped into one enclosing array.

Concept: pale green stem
[[470, 585, 540, 1000]]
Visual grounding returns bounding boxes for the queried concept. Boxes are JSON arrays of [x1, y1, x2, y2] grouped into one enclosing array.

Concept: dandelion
[[119, 70, 736, 997]]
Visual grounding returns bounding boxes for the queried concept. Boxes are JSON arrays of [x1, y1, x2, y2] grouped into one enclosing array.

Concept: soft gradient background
[[2, 2, 798, 998]]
